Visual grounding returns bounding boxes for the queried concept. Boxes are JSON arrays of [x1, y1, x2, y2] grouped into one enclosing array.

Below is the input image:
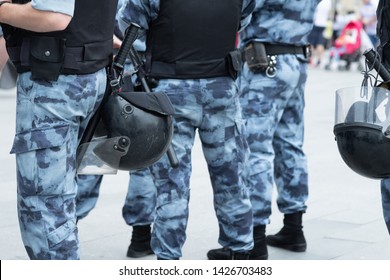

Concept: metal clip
[[266, 55, 277, 78]]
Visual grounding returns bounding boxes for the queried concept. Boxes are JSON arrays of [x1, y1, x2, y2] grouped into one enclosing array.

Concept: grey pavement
[[1, 63, 390, 260]]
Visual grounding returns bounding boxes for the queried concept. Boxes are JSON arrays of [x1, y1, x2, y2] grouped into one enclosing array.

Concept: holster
[[29, 36, 66, 81], [243, 42, 268, 73]]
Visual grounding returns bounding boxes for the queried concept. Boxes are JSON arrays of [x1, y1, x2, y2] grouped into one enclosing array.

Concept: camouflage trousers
[[75, 175, 103, 220], [149, 77, 253, 260], [380, 179, 390, 235], [239, 54, 309, 226], [10, 69, 107, 259], [123, 169, 156, 226], [75, 166, 156, 227]]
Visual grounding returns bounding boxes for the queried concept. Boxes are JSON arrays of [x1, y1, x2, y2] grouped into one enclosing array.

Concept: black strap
[[149, 59, 229, 79]]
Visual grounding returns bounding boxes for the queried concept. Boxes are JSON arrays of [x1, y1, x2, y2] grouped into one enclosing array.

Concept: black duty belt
[[241, 42, 312, 77], [264, 43, 311, 57], [7, 38, 113, 75], [242, 42, 311, 62]]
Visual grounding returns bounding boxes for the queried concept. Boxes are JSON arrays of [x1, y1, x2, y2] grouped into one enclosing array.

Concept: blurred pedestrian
[[308, 0, 332, 67], [359, 0, 378, 47]]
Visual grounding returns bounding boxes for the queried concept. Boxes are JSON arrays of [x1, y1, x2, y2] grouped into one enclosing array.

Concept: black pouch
[[244, 42, 268, 73], [30, 36, 66, 81], [226, 49, 242, 80]]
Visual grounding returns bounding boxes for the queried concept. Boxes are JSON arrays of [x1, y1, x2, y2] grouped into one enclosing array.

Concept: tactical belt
[[242, 43, 311, 61], [7, 37, 113, 77], [242, 42, 311, 76], [264, 43, 311, 57]]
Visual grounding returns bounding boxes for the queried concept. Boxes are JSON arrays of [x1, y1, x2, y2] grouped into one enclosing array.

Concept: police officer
[[0, 0, 118, 259], [118, 0, 256, 260], [208, 0, 320, 260], [72, 0, 156, 259]]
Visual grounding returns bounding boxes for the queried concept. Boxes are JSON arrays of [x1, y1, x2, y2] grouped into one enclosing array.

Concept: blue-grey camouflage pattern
[[74, 170, 157, 227], [75, 175, 103, 220], [240, 0, 321, 46], [119, 0, 256, 260], [238, 0, 320, 226], [148, 78, 253, 260], [10, 69, 107, 259], [380, 179, 390, 235], [123, 169, 156, 225]]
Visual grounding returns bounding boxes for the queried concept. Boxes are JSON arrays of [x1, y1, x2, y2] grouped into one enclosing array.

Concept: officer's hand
[[113, 35, 122, 50]]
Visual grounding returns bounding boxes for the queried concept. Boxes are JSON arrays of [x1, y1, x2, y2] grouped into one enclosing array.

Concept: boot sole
[[127, 248, 154, 258], [207, 253, 230, 260], [249, 254, 268, 260], [266, 241, 306, 252], [207, 248, 268, 260]]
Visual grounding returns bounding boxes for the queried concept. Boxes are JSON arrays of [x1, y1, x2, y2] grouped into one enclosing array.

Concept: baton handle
[[114, 23, 140, 69], [363, 48, 390, 83]]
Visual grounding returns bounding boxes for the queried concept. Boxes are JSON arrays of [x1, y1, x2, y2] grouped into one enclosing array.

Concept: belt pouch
[[226, 49, 242, 80], [30, 36, 66, 81], [244, 42, 268, 73]]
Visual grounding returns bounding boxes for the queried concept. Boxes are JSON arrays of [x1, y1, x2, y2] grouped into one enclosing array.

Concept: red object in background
[[331, 21, 363, 56]]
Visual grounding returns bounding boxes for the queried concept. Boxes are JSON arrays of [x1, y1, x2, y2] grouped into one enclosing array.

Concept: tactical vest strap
[[150, 59, 228, 79]]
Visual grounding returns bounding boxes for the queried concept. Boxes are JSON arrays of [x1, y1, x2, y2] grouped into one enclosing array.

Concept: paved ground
[[1, 63, 390, 260]]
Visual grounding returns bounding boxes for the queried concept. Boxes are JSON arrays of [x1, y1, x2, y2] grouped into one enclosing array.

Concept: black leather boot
[[207, 225, 268, 260], [207, 247, 231, 260], [266, 212, 307, 252], [127, 225, 154, 258], [231, 251, 250, 260], [249, 225, 268, 260]]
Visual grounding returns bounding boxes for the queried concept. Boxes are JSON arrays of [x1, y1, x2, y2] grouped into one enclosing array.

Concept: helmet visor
[[76, 136, 130, 175], [335, 86, 390, 131]]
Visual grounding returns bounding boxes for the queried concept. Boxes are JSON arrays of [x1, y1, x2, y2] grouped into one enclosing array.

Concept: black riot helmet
[[334, 86, 390, 179], [95, 89, 175, 171], [77, 82, 175, 174]]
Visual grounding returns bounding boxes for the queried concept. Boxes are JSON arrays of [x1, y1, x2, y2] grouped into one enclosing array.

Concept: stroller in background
[[325, 20, 373, 71]]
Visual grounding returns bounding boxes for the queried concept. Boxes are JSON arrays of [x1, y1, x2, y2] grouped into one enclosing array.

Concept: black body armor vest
[[146, 0, 243, 79], [1, 0, 118, 80]]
